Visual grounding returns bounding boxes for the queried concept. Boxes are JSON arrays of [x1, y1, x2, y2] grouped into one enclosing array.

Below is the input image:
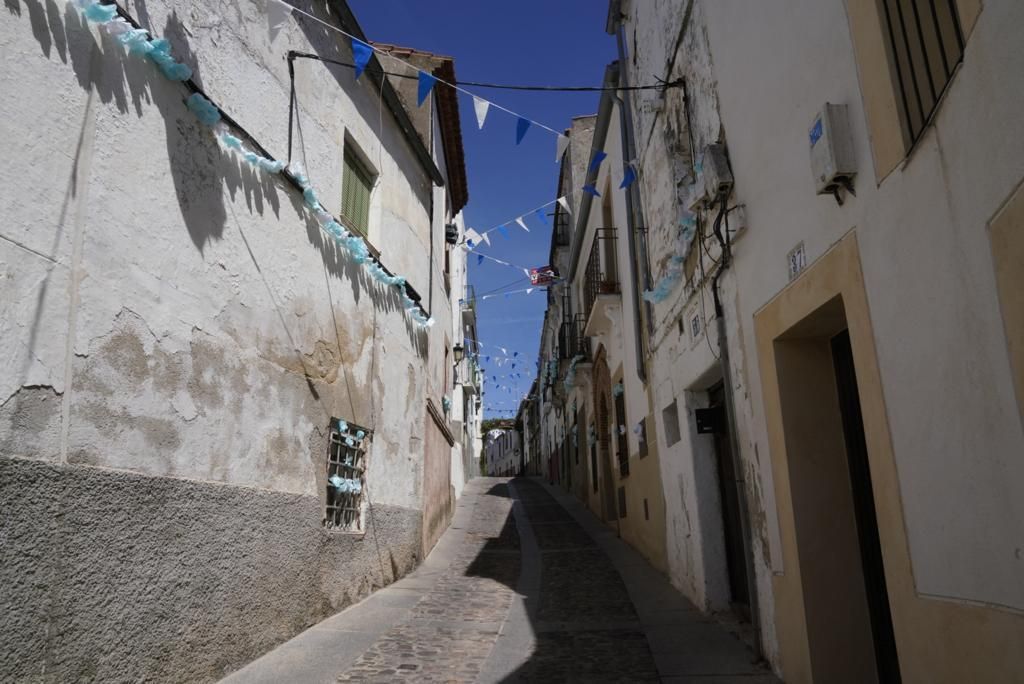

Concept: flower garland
[[642, 211, 698, 305], [69, 0, 434, 328], [562, 354, 585, 391]]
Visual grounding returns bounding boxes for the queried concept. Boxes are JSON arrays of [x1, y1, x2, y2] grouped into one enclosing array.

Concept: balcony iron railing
[[583, 228, 619, 323], [558, 314, 590, 361], [554, 206, 571, 247]]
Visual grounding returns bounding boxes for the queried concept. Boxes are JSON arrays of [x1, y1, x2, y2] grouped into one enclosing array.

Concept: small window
[[879, 0, 964, 145], [325, 419, 370, 532], [637, 417, 648, 458], [662, 399, 681, 447], [341, 142, 375, 236]]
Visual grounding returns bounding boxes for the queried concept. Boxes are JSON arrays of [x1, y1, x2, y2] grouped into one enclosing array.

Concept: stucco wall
[[701, 0, 1024, 613], [1, 456, 420, 683], [1, 0, 458, 679]]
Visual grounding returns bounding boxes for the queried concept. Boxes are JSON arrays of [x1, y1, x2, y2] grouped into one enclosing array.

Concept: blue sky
[[349, 0, 617, 418]]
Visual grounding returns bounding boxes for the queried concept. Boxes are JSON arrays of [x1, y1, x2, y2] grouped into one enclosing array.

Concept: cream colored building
[[528, 0, 1023, 680], [603, 0, 1024, 681]]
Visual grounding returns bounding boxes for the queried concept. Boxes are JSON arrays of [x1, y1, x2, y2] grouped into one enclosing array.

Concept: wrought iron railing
[[583, 228, 619, 323]]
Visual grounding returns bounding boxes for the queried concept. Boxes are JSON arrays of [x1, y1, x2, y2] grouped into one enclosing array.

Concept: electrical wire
[[288, 52, 683, 93]]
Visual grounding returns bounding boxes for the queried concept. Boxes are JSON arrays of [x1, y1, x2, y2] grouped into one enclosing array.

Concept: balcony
[[559, 315, 591, 362], [583, 228, 622, 338], [461, 285, 476, 327]]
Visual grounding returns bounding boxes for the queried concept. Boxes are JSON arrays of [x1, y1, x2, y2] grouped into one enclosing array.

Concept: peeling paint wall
[[0, 0, 462, 680]]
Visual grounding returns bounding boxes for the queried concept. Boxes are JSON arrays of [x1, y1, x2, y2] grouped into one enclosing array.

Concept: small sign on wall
[[787, 242, 807, 281]]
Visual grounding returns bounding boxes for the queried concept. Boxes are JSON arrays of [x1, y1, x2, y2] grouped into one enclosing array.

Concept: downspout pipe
[[710, 194, 763, 660]]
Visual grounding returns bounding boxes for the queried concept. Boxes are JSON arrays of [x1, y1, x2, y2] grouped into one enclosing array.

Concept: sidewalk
[[220, 476, 780, 683], [525, 477, 779, 683]]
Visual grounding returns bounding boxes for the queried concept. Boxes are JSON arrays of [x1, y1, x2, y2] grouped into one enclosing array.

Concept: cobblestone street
[[223, 477, 777, 683]]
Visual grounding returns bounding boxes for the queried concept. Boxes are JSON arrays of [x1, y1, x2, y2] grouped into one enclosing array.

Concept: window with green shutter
[[341, 143, 374, 236]]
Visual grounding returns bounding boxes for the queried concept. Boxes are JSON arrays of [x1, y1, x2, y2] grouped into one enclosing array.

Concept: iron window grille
[[879, 0, 964, 146], [325, 418, 371, 533]]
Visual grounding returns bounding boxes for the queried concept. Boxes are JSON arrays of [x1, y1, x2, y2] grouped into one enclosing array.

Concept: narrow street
[[224, 477, 777, 683]]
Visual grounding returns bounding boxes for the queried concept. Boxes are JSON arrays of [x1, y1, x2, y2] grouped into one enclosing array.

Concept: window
[[325, 419, 369, 532], [614, 390, 629, 477], [341, 142, 374, 236], [637, 417, 648, 458], [662, 399, 682, 447], [879, 0, 964, 145]]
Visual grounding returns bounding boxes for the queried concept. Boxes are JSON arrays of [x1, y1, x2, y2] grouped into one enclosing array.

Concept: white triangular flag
[[267, 0, 292, 42], [464, 228, 483, 247], [523, 268, 530, 278], [526, 288, 534, 294], [480, 232, 491, 246], [473, 96, 490, 129], [515, 217, 530, 232], [556, 134, 569, 162], [557, 196, 571, 215]]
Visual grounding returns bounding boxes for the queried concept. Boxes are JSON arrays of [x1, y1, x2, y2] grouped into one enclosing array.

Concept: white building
[[484, 428, 521, 477], [0, 1, 473, 681]]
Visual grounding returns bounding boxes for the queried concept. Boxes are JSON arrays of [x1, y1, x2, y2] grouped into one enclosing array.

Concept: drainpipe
[[614, 27, 651, 384], [709, 194, 763, 660]]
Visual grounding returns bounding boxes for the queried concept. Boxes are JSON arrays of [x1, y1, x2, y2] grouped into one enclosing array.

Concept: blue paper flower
[[186, 93, 221, 126], [83, 2, 118, 23]]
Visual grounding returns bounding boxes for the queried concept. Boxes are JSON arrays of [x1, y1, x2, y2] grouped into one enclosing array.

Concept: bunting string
[[265, 0, 563, 143], [68, 0, 434, 328]]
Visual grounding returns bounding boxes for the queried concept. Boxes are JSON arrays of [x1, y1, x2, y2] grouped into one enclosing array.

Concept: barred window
[[325, 418, 370, 533], [879, 0, 964, 145]]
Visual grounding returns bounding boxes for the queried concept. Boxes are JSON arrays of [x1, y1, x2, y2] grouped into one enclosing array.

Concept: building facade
[[483, 427, 521, 477], [0, 1, 478, 680], [526, 0, 1024, 681]]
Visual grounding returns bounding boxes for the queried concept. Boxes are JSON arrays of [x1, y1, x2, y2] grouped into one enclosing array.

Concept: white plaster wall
[[483, 429, 519, 476], [0, 0, 456, 513], [699, 0, 1024, 611], [616, 1, 781, 659]]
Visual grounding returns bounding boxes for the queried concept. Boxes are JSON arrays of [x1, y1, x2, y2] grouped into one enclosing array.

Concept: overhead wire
[[279, 1, 681, 137]]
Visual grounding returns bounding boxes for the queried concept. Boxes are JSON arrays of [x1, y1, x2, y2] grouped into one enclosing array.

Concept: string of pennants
[[265, 0, 640, 251], [266, 0, 566, 151]]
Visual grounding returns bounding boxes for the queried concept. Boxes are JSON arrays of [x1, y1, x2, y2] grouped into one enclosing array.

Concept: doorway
[[831, 330, 901, 683], [708, 382, 750, 620], [773, 295, 900, 683]]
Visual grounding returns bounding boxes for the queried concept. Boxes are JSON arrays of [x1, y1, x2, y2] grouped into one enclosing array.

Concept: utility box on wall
[[809, 103, 856, 195]]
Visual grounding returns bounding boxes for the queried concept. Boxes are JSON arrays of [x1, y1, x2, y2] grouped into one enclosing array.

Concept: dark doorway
[[831, 330, 901, 683], [709, 382, 750, 619]]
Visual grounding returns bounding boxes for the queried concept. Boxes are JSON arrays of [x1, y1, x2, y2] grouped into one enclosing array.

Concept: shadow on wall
[[5, 0, 428, 379]]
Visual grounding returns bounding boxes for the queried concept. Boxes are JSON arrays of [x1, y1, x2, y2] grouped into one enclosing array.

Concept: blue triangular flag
[[534, 209, 548, 225], [504, 292, 511, 299], [351, 39, 373, 80], [477, 254, 484, 265], [582, 184, 601, 197], [619, 165, 637, 189], [513, 351, 519, 357], [516, 117, 531, 145], [498, 225, 510, 239], [589, 150, 607, 171], [417, 71, 436, 107]]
